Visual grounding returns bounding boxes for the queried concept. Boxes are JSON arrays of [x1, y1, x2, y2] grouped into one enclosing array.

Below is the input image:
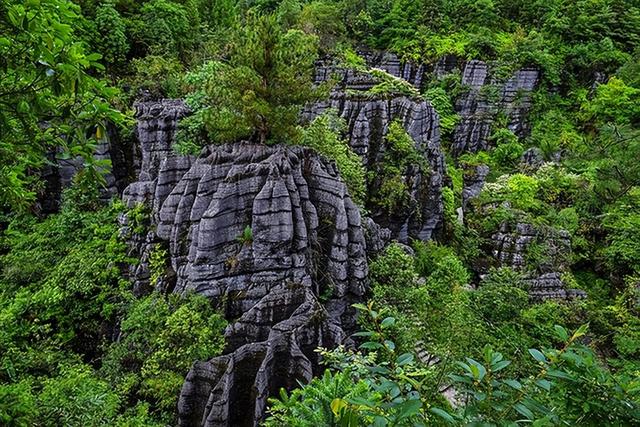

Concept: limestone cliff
[[307, 53, 445, 241], [123, 101, 370, 426]]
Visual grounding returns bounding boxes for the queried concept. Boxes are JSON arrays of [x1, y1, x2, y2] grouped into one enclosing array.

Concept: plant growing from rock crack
[[236, 225, 254, 246]]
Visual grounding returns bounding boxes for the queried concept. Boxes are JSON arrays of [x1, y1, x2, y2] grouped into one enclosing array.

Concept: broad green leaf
[[572, 324, 589, 340], [503, 379, 522, 390], [430, 407, 455, 424], [380, 316, 396, 328], [535, 379, 552, 391], [347, 396, 376, 408], [528, 348, 547, 363], [396, 353, 414, 366], [492, 360, 511, 372], [554, 325, 568, 341], [546, 369, 574, 380], [396, 398, 421, 420], [514, 403, 535, 420], [360, 341, 383, 350]]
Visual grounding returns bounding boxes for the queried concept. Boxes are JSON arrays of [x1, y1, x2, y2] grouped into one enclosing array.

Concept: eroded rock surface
[[308, 57, 445, 241], [451, 61, 539, 156], [39, 125, 131, 213], [123, 101, 369, 426], [491, 222, 585, 300]]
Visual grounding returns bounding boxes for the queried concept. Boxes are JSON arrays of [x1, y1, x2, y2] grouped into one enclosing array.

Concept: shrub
[[93, 1, 129, 69], [139, 0, 193, 57], [299, 111, 366, 205], [490, 128, 524, 169], [127, 54, 183, 100], [372, 121, 427, 213], [101, 292, 226, 419], [472, 268, 529, 324]]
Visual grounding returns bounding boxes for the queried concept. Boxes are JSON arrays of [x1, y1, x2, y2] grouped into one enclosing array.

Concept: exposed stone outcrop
[[308, 57, 445, 242], [521, 147, 545, 170], [123, 100, 369, 426], [315, 49, 426, 88], [450, 61, 539, 156], [490, 222, 585, 300], [462, 164, 490, 212]]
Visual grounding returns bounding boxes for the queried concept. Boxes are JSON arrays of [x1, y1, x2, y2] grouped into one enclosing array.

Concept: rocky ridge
[[123, 101, 370, 426], [96, 52, 575, 425], [308, 52, 445, 241]]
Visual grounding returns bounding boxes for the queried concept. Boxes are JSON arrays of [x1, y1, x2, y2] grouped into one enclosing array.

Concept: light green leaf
[[430, 407, 455, 424], [528, 349, 547, 363]]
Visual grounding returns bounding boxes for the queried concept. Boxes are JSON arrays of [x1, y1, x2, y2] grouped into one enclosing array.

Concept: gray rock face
[[491, 222, 585, 300], [123, 101, 369, 426], [451, 61, 539, 156], [308, 60, 445, 242], [521, 147, 545, 170], [462, 164, 490, 211], [38, 125, 130, 213], [315, 49, 426, 89]]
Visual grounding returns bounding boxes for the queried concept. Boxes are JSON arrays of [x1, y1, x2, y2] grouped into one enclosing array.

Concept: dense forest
[[1, 0, 640, 425]]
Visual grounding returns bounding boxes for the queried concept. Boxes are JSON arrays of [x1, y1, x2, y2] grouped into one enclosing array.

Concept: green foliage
[[602, 189, 640, 275], [101, 292, 226, 417], [277, 303, 640, 425], [237, 225, 254, 246], [148, 244, 169, 286], [297, 1, 346, 51], [0, 196, 131, 371], [37, 365, 120, 426], [5, 0, 640, 423], [367, 69, 422, 99], [0, 0, 124, 210], [138, 0, 193, 58], [444, 325, 636, 425], [472, 268, 529, 324], [0, 193, 225, 424], [93, 1, 129, 70], [181, 13, 323, 146], [264, 370, 372, 426], [299, 111, 366, 204], [372, 121, 427, 214], [480, 173, 540, 212], [127, 54, 183, 100], [490, 128, 524, 169], [313, 303, 440, 426], [370, 242, 478, 359], [529, 100, 583, 157], [424, 85, 460, 136]]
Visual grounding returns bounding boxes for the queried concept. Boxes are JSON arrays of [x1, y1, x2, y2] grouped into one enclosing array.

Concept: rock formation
[[490, 222, 585, 300], [450, 60, 539, 156], [38, 129, 131, 213], [307, 55, 445, 242], [117, 53, 556, 427], [123, 101, 369, 426]]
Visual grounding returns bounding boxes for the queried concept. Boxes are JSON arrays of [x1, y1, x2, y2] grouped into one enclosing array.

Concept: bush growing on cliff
[[100, 292, 226, 418], [371, 121, 427, 214], [299, 111, 367, 205], [180, 12, 324, 146]]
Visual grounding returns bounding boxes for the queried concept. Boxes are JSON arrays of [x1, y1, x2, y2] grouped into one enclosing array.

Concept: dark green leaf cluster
[[0, 187, 225, 425]]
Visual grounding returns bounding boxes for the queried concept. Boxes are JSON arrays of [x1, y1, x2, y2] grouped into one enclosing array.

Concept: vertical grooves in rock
[[123, 102, 369, 426]]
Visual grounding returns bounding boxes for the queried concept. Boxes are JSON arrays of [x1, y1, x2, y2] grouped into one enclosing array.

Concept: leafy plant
[[298, 111, 366, 204], [236, 225, 254, 246]]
